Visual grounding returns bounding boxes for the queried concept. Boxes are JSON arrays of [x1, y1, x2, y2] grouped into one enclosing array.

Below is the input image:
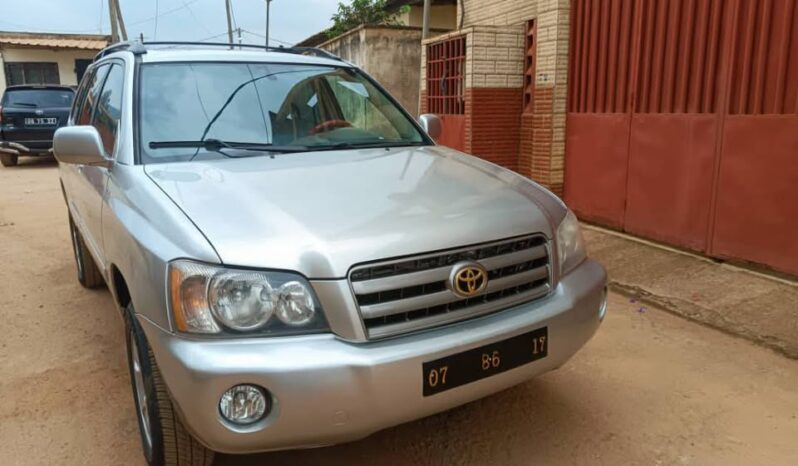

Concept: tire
[[125, 304, 215, 466], [0, 153, 18, 167], [68, 215, 105, 288]]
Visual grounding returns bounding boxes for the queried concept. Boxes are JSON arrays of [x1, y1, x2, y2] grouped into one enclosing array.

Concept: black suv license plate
[[24, 117, 57, 126], [422, 327, 548, 396]]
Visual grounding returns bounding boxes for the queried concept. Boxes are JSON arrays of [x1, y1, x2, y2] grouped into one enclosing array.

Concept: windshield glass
[[139, 62, 428, 162], [2, 89, 74, 108]]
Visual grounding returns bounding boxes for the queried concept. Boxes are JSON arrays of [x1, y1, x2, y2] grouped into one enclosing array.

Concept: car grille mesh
[[349, 235, 551, 339]]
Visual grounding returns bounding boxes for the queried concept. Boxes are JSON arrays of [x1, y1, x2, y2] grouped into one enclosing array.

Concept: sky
[[0, 0, 342, 45]]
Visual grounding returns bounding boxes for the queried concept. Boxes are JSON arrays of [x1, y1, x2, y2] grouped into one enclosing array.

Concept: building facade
[[297, 0, 457, 115], [0, 32, 109, 94], [420, 0, 798, 277]]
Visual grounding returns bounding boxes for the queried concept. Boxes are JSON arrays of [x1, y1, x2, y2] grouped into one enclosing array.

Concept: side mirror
[[53, 126, 111, 167], [418, 114, 442, 141]]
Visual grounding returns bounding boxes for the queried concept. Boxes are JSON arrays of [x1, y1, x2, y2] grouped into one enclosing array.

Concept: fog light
[[598, 287, 608, 321], [219, 384, 269, 425]]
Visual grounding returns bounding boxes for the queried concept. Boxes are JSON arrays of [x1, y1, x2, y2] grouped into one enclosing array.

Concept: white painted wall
[[0, 47, 98, 94]]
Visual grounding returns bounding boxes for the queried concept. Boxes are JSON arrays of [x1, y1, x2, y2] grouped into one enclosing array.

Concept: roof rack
[[94, 40, 344, 62]]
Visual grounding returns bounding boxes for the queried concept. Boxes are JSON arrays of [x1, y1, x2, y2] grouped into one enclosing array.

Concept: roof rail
[[94, 40, 344, 62]]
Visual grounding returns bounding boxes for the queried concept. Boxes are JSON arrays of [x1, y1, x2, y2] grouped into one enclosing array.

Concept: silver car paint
[[144, 145, 565, 279], [58, 47, 605, 453], [140, 259, 606, 453]]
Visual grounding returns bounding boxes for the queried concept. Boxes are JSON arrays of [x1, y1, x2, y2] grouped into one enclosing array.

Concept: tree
[[327, 0, 410, 39]]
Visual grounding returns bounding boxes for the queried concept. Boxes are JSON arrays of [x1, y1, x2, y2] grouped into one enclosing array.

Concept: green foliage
[[327, 0, 411, 39]]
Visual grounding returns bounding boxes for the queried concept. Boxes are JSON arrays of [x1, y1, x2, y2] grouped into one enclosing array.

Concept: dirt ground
[[1, 158, 797, 466]]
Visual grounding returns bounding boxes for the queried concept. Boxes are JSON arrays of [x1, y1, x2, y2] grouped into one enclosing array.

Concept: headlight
[[556, 209, 587, 276], [168, 260, 328, 335]]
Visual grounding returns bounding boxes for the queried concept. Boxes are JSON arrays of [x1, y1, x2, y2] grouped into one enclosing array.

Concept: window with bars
[[426, 36, 466, 115], [523, 20, 537, 114], [4, 62, 60, 86]]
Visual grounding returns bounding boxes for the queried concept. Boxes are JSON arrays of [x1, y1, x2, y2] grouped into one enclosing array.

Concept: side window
[[71, 68, 94, 123], [77, 64, 110, 125], [92, 64, 125, 156]]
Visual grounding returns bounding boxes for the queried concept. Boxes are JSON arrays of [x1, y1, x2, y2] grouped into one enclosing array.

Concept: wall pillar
[[518, 1, 570, 196]]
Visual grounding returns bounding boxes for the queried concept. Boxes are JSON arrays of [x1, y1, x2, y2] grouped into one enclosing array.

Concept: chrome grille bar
[[348, 234, 552, 339]]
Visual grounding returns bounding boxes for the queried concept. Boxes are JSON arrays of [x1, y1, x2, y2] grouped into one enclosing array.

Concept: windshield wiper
[[315, 141, 427, 151], [149, 139, 311, 157], [11, 102, 38, 108]]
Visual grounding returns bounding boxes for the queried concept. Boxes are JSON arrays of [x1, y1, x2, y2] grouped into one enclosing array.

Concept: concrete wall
[[398, 4, 457, 29], [0, 47, 98, 94], [319, 26, 427, 116]]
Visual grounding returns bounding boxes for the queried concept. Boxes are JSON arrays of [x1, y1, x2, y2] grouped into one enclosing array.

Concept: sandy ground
[[1, 158, 797, 466]]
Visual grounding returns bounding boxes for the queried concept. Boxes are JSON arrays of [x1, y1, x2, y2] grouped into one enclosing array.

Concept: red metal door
[[566, 0, 798, 275], [426, 36, 466, 151], [710, 0, 798, 275]]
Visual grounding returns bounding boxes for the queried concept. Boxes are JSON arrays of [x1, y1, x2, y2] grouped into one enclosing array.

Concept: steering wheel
[[310, 119, 352, 135]]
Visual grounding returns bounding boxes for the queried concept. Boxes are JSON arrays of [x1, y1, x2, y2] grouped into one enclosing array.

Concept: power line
[[241, 29, 292, 46], [180, 0, 212, 35], [98, 0, 105, 33], [128, 0, 201, 26], [197, 31, 231, 42], [153, 0, 159, 40], [229, 0, 239, 30]]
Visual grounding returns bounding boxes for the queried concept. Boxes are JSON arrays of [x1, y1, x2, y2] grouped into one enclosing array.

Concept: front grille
[[349, 235, 551, 339]]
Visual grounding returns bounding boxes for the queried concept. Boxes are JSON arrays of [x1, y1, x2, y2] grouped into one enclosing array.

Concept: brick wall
[[466, 88, 523, 170], [419, 0, 571, 196], [419, 1, 570, 196]]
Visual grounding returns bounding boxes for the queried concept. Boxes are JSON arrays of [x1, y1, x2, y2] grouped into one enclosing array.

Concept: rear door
[[0, 88, 74, 143]]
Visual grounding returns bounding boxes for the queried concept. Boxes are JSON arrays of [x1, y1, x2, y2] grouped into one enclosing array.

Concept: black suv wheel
[[0, 153, 18, 167]]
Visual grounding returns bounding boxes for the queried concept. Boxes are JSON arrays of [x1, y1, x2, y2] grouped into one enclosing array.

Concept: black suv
[[0, 85, 74, 166]]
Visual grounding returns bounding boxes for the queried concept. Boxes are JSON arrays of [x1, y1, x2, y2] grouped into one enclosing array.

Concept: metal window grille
[[524, 20, 537, 113], [426, 36, 466, 115]]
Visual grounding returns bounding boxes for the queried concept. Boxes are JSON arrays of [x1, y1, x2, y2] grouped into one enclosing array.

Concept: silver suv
[[55, 42, 607, 466]]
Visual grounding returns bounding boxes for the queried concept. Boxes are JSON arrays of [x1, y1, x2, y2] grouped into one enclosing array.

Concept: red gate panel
[[711, 116, 798, 275], [624, 114, 717, 251], [710, 0, 798, 275], [564, 113, 630, 228], [566, 0, 798, 275]]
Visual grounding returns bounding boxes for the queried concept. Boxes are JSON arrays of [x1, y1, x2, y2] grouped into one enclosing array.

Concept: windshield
[[2, 89, 74, 108], [139, 62, 429, 162]]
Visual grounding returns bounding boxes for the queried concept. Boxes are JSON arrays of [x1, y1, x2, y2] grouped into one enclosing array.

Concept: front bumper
[[139, 259, 607, 454]]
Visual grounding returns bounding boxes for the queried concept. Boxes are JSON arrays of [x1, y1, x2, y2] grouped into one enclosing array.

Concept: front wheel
[[0, 153, 18, 167], [125, 304, 215, 466]]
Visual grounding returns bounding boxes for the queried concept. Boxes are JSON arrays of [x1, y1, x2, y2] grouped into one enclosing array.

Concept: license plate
[[422, 327, 548, 396], [24, 117, 57, 126]]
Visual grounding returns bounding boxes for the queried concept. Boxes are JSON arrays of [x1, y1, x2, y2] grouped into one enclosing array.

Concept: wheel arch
[[110, 263, 132, 314]]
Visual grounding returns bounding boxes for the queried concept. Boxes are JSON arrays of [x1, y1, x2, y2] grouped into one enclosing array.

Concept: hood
[[145, 145, 565, 278]]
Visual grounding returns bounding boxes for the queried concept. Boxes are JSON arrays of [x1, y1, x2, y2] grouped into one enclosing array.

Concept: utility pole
[[265, 0, 272, 48], [237, 27, 242, 47], [225, 0, 234, 48], [113, 0, 128, 41], [422, 0, 431, 39], [108, 0, 119, 42]]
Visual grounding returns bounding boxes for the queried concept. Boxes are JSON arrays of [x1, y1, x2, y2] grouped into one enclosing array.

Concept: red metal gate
[[426, 36, 467, 151], [566, 0, 798, 276]]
